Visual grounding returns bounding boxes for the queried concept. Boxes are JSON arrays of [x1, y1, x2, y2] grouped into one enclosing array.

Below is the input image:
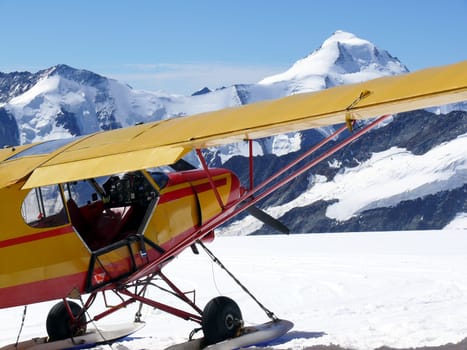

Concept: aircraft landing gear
[[46, 300, 87, 341], [201, 296, 243, 345]]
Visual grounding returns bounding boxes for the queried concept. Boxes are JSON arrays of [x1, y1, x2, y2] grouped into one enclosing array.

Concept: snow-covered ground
[[2, 227, 467, 349]]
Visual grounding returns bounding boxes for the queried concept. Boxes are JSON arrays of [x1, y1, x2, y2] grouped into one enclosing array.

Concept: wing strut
[[196, 149, 225, 210], [126, 115, 392, 283], [243, 115, 391, 206], [249, 139, 254, 190]]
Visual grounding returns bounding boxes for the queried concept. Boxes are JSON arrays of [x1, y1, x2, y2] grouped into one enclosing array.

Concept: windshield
[[7, 138, 78, 160]]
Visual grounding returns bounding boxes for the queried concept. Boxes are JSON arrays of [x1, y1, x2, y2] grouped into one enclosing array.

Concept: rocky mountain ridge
[[0, 30, 465, 233]]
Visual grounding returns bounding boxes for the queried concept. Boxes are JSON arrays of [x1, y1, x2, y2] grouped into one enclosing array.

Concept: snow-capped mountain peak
[[1, 31, 410, 145], [0, 32, 464, 234], [258, 30, 408, 92]]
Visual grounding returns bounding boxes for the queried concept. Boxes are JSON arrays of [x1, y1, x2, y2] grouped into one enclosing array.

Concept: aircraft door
[[192, 170, 232, 224]]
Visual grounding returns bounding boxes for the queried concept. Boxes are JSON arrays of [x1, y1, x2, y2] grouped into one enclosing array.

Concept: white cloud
[[105, 62, 286, 95]]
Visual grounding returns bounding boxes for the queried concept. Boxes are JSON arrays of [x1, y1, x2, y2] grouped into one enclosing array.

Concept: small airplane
[[0, 59, 466, 349]]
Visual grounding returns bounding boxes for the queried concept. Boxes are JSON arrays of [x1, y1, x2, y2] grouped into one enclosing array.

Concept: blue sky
[[0, 0, 466, 94]]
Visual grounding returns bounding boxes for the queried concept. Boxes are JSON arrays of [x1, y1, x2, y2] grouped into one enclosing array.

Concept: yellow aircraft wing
[[2, 59, 466, 189], [0, 144, 34, 162]]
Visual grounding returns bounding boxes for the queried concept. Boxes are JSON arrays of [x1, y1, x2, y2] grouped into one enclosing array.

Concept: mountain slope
[[0, 31, 465, 233], [0, 30, 408, 148], [216, 110, 467, 235], [1, 65, 251, 144], [259, 30, 408, 93]]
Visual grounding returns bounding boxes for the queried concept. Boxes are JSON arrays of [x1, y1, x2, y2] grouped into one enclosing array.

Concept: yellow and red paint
[[0, 168, 241, 308]]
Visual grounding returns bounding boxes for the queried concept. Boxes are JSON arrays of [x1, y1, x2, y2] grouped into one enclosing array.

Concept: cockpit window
[[21, 185, 68, 228], [60, 172, 159, 251], [7, 138, 78, 160], [149, 171, 169, 190]]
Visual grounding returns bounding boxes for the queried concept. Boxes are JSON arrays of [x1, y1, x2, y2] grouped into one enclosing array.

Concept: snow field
[[1, 230, 467, 349]]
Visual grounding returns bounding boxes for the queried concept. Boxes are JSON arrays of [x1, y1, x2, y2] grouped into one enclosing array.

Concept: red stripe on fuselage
[[0, 270, 87, 308], [0, 226, 73, 248], [159, 178, 227, 204], [193, 178, 227, 193]]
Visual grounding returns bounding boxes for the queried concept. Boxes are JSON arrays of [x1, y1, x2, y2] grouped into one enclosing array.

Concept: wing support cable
[[197, 240, 278, 322]]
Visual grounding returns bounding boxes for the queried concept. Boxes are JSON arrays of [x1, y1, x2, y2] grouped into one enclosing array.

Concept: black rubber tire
[[46, 300, 87, 341], [201, 296, 243, 345]]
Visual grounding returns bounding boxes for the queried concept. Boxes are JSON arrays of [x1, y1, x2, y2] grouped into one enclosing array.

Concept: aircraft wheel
[[46, 300, 87, 341], [202, 296, 243, 345]]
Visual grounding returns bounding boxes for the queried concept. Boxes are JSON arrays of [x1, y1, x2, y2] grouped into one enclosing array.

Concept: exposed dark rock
[[192, 87, 212, 96], [227, 110, 467, 234], [55, 109, 80, 136], [0, 107, 19, 147]]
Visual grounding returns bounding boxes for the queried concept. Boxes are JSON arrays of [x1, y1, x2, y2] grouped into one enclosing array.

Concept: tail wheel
[[202, 296, 243, 345], [46, 300, 87, 341]]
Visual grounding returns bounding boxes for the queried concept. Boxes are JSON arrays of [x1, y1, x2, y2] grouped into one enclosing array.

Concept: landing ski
[[0, 322, 145, 350], [165, 319, 293, 350]]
